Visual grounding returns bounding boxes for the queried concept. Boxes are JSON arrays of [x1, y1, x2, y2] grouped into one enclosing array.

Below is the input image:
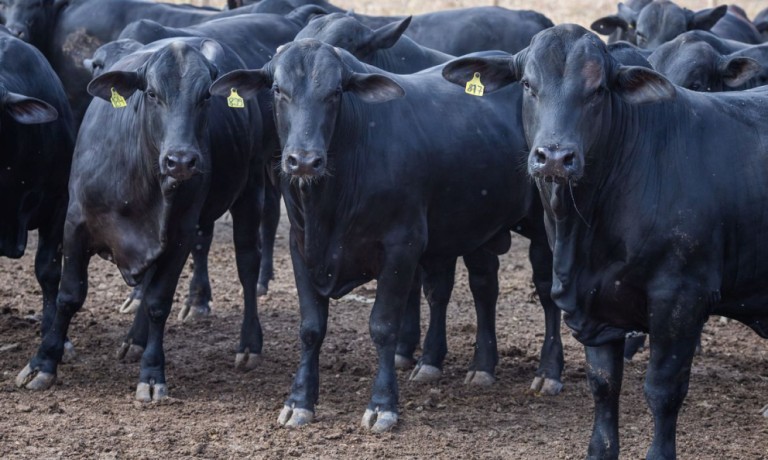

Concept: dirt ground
[[1, 213, 767, 459]]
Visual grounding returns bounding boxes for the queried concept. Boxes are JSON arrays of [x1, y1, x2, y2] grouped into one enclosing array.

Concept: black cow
[[591, 0, 652, 44], [210, 39, 564, 431], [0, 26, 75, 358], [649, 30, 768, 91], [755, 7, 768, 41], [629, 0, 761, 49], [16, 37, 266, 399], [444, 23, 768, 458]]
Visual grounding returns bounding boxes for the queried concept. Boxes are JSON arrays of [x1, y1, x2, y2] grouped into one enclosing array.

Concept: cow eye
[[146, 89, 157, 100], [521, 79, 536, 97], [689, 82, 701, 91], [272, 85, 280, 95]]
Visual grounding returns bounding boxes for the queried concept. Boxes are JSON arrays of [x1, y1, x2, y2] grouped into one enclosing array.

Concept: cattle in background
[[295, 11, 567, 392], [16, 37, 266, 400], [443, 23, 768, 458], [591, 0, 652, 44], [0, 25, 75, 360], [649, 30, 768, 91], [209, 39, 565, 432], [755, 7, 768, 41]]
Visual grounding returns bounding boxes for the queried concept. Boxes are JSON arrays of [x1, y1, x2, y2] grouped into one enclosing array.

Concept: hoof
[[234, 350, 261, 371], [257, 283, 268, 297], [135, 382, 168, 402], [15, 364, 56, 390], [394, 354, 415, 370], [278, 405, 314, 427], [362, 408, 398, 433], [177, 302, 211, 323], [464, 370, 495, 386], [530, 376, 563, 396], [760, 404, 768, 418], [118, 296, 141, 314], [409, 362, 442, 382], [116, 342, 144, 362], [61, 341, 77, 364]]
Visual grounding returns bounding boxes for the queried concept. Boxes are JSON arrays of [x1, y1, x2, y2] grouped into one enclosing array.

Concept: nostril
[[311, 157, 323, 170], [166, 157, 177, 169], [562, 152, 575, 167], [188, 157, 197, 169], [287, 155, 299, 168], [534, 149, 547, 165]]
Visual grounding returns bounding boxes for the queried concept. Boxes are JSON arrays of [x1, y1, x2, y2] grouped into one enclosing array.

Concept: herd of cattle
[[2, 0, 768, 457]]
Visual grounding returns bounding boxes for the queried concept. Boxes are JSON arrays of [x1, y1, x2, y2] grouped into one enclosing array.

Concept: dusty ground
[[1, 215, 767, 459]]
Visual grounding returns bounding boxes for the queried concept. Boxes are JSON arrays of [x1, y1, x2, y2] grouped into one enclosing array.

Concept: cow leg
[[257, 180, 280, 296], [528, 238, 564, 395], [623, 333, 647, 361], [585, 339, 624, 460], [116, 277, 151, 363], [118, 284, 143, 314], [462, 250, 499, 386], [135, 242, 193, 402], [395, 270, 421, 369], [278, 235, 329, 428], [409, 259, 456, 383], [16, 223, 90, 390], [177, 221, 214, 322], [362, 250, 420, 433], [229, 181, 263, 371]]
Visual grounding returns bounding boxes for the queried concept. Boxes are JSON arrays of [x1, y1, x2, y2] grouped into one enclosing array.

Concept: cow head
[[210, 39, 403, 180], [84, 39, 144, 77], [443, 24, 675, 186], [295, 13, 412, 61], [590, 0, 652, 44], [0, 0, 60, 45], [87, 40, 223, 185], [634, 1, 726, 49]]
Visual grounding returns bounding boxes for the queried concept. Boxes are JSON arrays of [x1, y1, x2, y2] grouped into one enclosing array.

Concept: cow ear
[[442, 55, 518, 93], [720, 56, 761, 88], [210, 69, 272, 100], [345, 73, 404, 103], [591, 16, 629, 36], [87, 70, 143, 102], [614, 65, 676, 104], [200, 40, 224, 68], [3, 92, 58, 124], [687, 5, 727, 31], [367, 16, 412, 51], [617, 2, 640, 26]]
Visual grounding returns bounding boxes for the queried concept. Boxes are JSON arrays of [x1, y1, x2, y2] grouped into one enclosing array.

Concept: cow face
[[87, 41, 222, 184], [84, 39, 144, 78], [295, 13, 411, 61], [635, 1, 726, 49], [442, 25, 675, 185], [209, 39, 403, 180], [590, 0, 652, 44], [0, 0, 55, 44]]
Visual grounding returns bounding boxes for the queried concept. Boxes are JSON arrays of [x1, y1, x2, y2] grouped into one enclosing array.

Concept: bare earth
[[1, 213, 767, 459]]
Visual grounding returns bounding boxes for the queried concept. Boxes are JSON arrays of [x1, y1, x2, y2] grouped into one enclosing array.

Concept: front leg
[[462, 249, 500, 386], [178, 221, 215, 322], [395, 270, 421, 370], [585, 339, 624, 460], [278, 234, 329, 427]]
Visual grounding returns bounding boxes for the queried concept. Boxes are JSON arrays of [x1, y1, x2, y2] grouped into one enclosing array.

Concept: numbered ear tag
[[110, 87, 127, 108], [227, 88, 245, 109], [465, 72, 484, 97]]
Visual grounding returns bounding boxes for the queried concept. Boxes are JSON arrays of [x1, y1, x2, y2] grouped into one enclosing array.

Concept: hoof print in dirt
[[234, 350, 261, 371], [15, 364, 56, 390], [408, 363, 442, 382], [394, 354, 415, 370], [464, 370, 495, 386], [135, 381, 168, 402], [361, 408, 398, 433], [116, 342, 144, 362], [278, 405, 314, 427], [529, 376, 563, 396]]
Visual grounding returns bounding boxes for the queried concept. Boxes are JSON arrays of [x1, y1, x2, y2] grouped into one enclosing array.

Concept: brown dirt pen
[[1, 1, 767, 459]]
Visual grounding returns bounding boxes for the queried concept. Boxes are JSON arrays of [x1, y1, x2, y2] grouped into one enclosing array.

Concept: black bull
[[444, 24, 768, 459]]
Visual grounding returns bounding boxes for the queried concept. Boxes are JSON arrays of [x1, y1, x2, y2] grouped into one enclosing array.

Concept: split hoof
[[362, 408, 398, 433], [234, 350, 261, 371], [135, 381, 168, 402], [61, 341, 77, 364], [118, 296, 141, 314], [257, 283, 268, 297], [177, 302, 211, 323], [15, 364, 56, 390], [464, 370, 495, 386], [116, 342, 144, 362], [394, 354, 415, 370], [530, 376, 563, 396], [278, 405, 314, 427], [408, 363, 442, 382]]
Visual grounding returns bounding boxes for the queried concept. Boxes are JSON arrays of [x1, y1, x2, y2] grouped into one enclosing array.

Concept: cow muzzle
[[529, 145, 582, 183], [283, 149, 326, 178], [161, 150, 202, 181]]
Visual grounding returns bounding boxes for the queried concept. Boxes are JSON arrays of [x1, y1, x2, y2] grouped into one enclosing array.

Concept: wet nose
[[530, 145, 580, 181], [163, 151, 201, 181], [284, 150, 325, 177]]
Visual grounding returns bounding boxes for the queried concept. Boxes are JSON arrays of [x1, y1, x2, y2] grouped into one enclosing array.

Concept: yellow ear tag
[[110, 87, 127, 108], [465, 72, 484, 97], [227, 88, 245, 109]]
